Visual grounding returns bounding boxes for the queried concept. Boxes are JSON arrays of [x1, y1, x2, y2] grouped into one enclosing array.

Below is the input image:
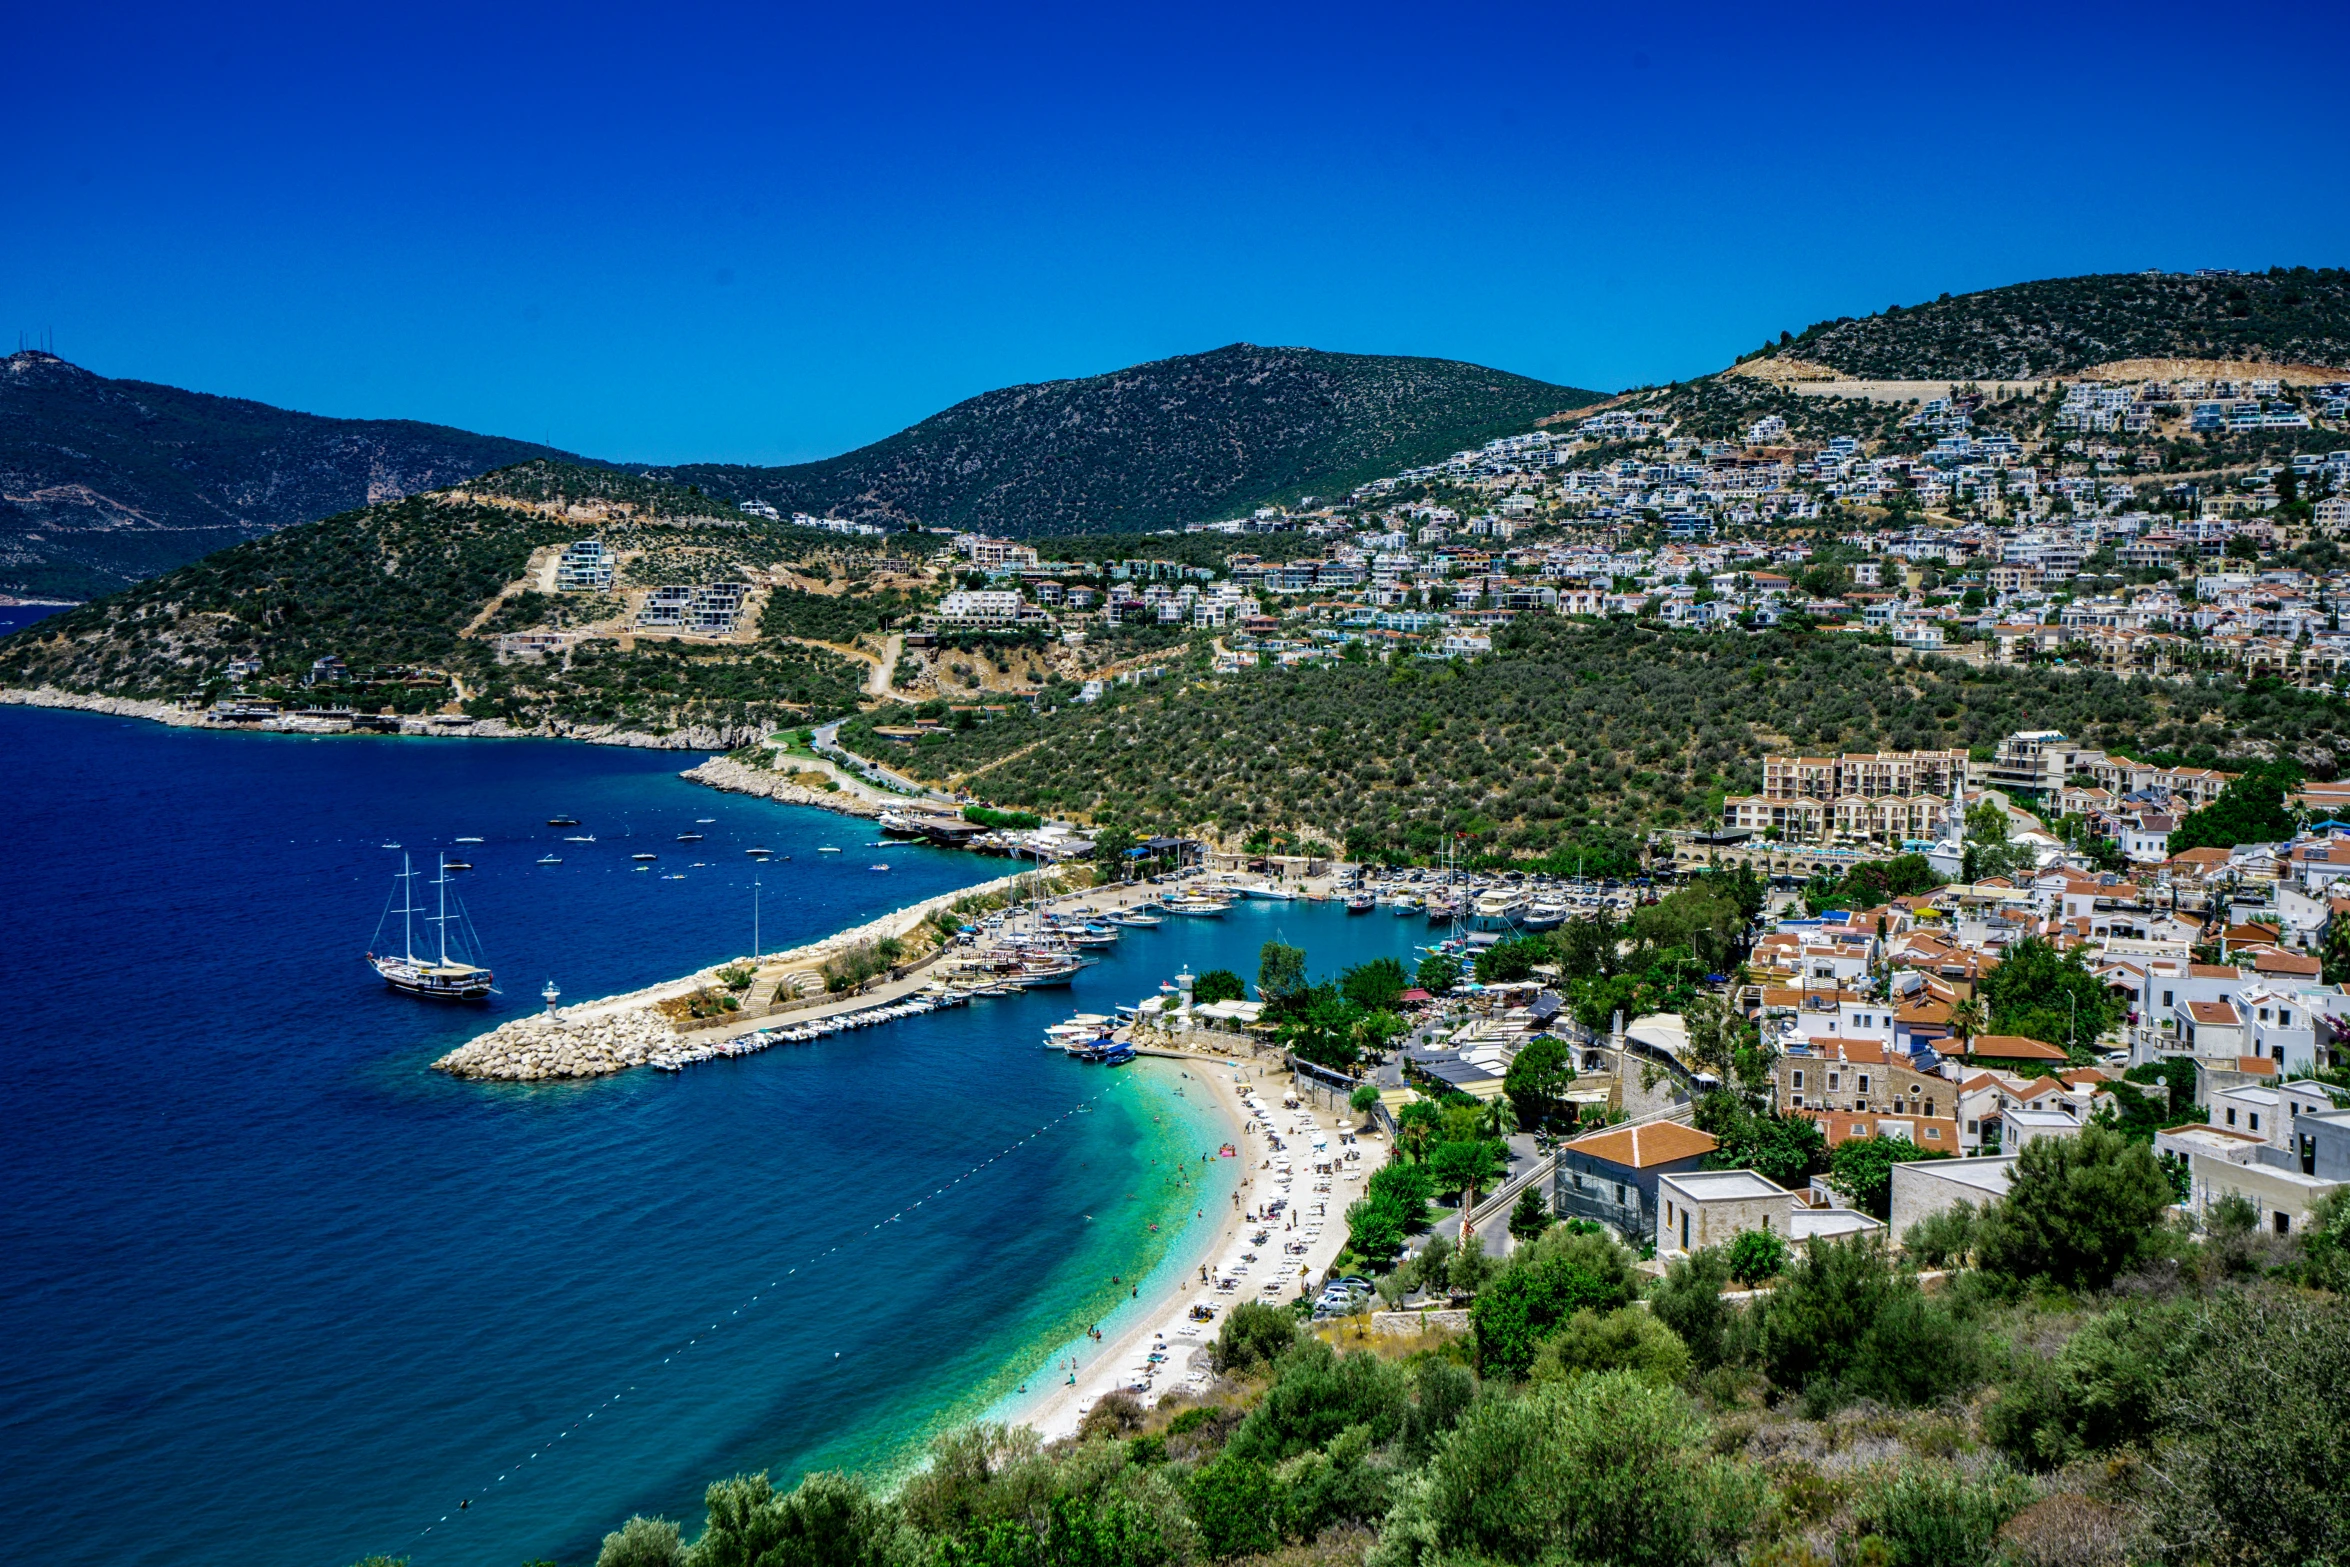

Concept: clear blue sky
[[9, 0, 2348, 465]]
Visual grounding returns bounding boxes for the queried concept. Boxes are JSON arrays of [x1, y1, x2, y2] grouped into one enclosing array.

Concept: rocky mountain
[[0, 351, 586, 599], [1771, 268, 2350, 381], [656, 344, 1604, 535]]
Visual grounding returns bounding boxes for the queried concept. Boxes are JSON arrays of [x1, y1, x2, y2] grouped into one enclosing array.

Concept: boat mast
[[436, 853, 450, 967], [401, 854, 417, 962]]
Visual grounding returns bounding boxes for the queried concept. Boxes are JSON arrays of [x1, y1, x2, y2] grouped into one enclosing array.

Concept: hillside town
[[916, 366, 2350, 691]]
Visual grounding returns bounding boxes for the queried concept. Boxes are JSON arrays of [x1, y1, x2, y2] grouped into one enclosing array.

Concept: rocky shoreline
[[430, 872, 1022, 1081], [0, 683, 764, 750], [677, 754, 882, 818]]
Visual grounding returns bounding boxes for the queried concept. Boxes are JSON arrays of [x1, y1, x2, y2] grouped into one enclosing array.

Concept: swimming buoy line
[[407, 1078, 1137, 1544]]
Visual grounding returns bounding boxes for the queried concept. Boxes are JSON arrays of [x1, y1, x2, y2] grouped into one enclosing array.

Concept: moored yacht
[[367, 854, 495, 1000]]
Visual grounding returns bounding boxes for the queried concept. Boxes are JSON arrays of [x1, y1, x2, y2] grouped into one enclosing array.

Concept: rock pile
[[433, 1006, 675, 1081]]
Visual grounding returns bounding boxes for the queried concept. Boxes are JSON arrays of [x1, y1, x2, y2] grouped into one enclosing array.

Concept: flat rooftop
[[1664, 1169, 1787, 1201]]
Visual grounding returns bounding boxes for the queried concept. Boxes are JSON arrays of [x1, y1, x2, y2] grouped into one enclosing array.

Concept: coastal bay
[[0, 706, 1431, 1567]]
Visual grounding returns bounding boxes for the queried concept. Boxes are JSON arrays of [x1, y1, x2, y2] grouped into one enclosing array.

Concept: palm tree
[[1947, 995, 1989, 1059]]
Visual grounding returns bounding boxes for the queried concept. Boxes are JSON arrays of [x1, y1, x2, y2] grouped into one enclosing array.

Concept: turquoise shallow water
[[0, 707, 1432, 1566]]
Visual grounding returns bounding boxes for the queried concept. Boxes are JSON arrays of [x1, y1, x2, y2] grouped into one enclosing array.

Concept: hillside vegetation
[[658, 345, 1604, 536], [553, 1172, 2350, 1567], [0, 462, 886, 734], [853, 619, 2350, 863], [1770, 268, 2350, 380], [0, 351, 588, 599]]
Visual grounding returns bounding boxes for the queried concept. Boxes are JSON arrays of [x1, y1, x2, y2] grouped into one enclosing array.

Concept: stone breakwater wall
[[432, 871, 1022, 1082], [679, 755, 881, 818]]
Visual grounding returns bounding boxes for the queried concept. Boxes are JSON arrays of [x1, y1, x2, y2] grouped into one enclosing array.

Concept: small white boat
[[537, 854, 562, 865], [455, 836, 484, 844], [695, 818, 715, 824], [380, 841, 401, 849], [870, 863, 891, 871], [564, 834, 596, 843], [819, 847, 842, 854]]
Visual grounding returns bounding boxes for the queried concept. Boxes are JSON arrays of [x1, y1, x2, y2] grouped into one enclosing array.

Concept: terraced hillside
[[1775, 269, 2350, 380], [659, 344, 1604, 535], [0, 463, 893, 736]]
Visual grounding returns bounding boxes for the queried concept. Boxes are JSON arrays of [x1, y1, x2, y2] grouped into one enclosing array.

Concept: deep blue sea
[[0, 707, 1432, 1567]]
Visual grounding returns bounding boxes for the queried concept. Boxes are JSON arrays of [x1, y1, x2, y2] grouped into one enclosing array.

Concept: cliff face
[[0, 352, 584, 597], [655, 343, 1603, 535]]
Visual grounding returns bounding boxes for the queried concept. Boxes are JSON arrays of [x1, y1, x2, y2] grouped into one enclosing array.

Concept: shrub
[[1184, 1454, 1281, 1560], [1973, 1124, 2177, 1293], [1209, 1300, 1299, 1374], [1649, 1246, 1739, 1371], [690, 1471, 897, 1567], [1529, 1306, 1692, 1387], [1370, 1372, 1765, 1567], [1760, 1236, 1899, 1398], [1850, 1459, 2033, 1567], [1192, 969, 1246, 1006], [1398, 1358, 1476, 1461], [1830, 1135, 1950, 1220], [1843, 1287, 1985, 1409], [2144, 1289, 2350, 1566], [1224, 1338, 1409, 1466], [596, 1516, 684, 1567], [1471, 1225, 1637, 1377], [1903, 1201, 1979, 1269], [1990, 1299, 2198, 1470], [1077, 1391, 1146, 1439], [1724, 1228, 1788, 1286]]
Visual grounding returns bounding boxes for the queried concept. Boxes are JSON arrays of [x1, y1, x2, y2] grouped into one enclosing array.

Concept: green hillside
[[0, 350, 591, 599], [1771, 268, 2350, 379], [658, 344, 1604, 535], [848, 618, 2348, 864], [0, 462, 895, 735]]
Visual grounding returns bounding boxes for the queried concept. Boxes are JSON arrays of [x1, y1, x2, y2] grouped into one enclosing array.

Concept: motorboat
[[1473, 889, 1527, 923], [631, 852, 658, 862], [819, 846, 842, 854], [1109, 911, 1162, 928], [676, 831, 705, 843], [564, 834, 596, 843], [1345, 891, 1375, 913], [537, 854, 562, 865], [1521, 899, 1566, 930], [547, 816, 579, 826], [454, 836, 483, 844], [1162, 894, 1229, 916]]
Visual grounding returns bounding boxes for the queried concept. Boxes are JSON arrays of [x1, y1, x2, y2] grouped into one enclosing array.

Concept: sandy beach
[[999, 1054, 1381, 1442]]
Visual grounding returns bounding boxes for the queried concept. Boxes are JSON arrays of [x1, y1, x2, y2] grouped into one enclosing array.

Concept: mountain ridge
[[1763, 267, 2350, 380], [651, 342, 1605, 535], [0, 351, 592, 599]]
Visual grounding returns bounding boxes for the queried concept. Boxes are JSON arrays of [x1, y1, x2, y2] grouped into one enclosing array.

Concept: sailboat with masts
[[368, 853, 497, 1000]]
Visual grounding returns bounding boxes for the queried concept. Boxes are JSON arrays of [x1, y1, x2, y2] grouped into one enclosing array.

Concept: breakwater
[[431, 872, 1022, 1080]]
